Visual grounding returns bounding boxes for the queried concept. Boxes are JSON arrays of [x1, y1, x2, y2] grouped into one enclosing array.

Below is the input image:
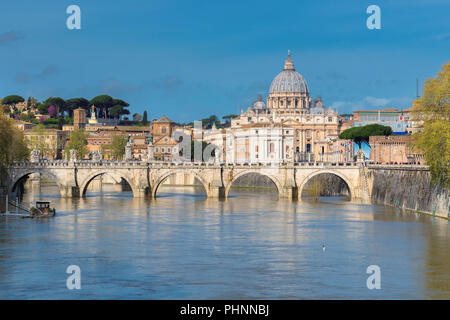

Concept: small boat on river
[[22, 201, 56, 219]]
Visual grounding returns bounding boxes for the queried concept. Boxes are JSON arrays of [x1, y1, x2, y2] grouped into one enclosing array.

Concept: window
[[328, 117, 332, 122], [168, 147, 171, 152], [161, 127, 166, 134], [269, 143, 275, 153], [155, 147, 159, 152]]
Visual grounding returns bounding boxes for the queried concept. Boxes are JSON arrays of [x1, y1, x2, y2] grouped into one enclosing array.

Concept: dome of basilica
[[269, 52, 309, 95]]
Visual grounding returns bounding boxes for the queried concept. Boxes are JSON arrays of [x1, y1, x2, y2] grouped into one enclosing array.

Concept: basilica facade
[[206, 52, 353, 163]]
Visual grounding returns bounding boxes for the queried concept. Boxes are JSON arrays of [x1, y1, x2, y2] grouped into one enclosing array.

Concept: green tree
[[0, 110, 30, 186], [45, 97, 66, 129], [2, 95, 25, 106], [142, 111, 148, 125], [65, 129, 88, 159], [65, 98, 90, 117], [338, 124, 392, 149], [199, 115, 219, 128], [90, 95, 114, 119], [27, 96, 38, 108], [110, 99, 130, 122], [412, 62, 450, 187], [133, 113, 142, 122], [36, 101, 51, 115], [103, 134, 127, 160], [222, 114, 238, 121]]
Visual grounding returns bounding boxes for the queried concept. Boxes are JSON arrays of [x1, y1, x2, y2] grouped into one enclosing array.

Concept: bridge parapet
[[9, 160, 399, 201], [367, 164, 429, 171]]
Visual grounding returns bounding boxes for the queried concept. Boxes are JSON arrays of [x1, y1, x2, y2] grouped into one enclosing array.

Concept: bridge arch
[[79, 170, 137, 197], [152, 170, 209, 198], [298, 170, 354, 200], [224, 170, 282, 198], [9, 169, 63, 197]]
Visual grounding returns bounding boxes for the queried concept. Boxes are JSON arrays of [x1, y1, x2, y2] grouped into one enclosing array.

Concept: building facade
[[24, 129, 67, 160], [73, 107, 86, 130], [217, 52, 350, 163], [353, 108, 414, 134], [369, 135, 425, 164]]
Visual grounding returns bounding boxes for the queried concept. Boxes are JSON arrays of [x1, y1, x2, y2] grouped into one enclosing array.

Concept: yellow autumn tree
[[412, 62, 450, 188], [0, 109, 30, 186]]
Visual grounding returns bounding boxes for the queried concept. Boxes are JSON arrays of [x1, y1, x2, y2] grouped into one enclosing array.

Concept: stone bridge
[[6, 160, 374, 201]]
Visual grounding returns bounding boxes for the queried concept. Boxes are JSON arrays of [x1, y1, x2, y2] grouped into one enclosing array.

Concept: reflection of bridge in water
[[8, 160, 373, 201]]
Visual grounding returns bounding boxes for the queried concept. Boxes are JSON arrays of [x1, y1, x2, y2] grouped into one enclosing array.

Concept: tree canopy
[[338, 123, 392, 148], [412, 62, 449, 188], [65, 98, 90, 117], [222, 114, 239, 121], [89, 95, 130, 119], [64, 129, 88, 159], [0, 110, 29, 185], [142, 111, 148, 125], [102, 134, 127, 160], [90, 95, 113, 109], [2, 95, 25, 106], [44, 97, 66, 129], [133, 113, 142, 122]]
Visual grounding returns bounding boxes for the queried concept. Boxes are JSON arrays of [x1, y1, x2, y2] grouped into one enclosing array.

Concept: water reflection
[[0, 183, 448, 299]]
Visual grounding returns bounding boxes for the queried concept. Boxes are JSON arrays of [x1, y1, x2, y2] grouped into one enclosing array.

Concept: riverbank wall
[[367, 166, 449, 219]]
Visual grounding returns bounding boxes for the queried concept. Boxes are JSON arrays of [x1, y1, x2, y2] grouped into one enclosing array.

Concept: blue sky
[[0, 0, 448, 122]]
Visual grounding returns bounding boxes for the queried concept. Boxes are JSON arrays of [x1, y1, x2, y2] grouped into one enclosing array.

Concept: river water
[[0, 183, 449, 299]]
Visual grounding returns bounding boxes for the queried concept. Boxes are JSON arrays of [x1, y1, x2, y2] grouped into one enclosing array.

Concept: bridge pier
[[60, 185, 80, 198], [134, 187, 151, 198], [208, 186, 226, 199], [279, 186, 298, 200]]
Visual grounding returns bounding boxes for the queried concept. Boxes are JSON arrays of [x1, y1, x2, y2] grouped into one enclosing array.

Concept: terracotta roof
[[154, 115, 174, 123]]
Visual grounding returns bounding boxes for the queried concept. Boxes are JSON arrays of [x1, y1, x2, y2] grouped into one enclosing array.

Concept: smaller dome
[[253, 95, 266, 109], [314, 96, 324, 108]]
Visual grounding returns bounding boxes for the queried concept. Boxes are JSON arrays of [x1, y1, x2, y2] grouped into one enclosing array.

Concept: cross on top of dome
[[284, 50, 295, 71]]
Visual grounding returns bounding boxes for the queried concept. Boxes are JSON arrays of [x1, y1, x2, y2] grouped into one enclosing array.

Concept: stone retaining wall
[[369, 167, 449, 219]]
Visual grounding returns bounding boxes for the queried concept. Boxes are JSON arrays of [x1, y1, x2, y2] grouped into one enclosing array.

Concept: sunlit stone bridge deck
[[6, 159, 383, 201]]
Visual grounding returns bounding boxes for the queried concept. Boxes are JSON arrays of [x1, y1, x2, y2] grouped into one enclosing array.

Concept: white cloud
[[434, 33, 450, 40]]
